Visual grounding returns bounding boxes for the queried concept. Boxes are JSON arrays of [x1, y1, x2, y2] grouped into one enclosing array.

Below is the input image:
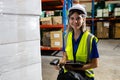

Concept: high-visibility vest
[[65, 31, 98, 78]]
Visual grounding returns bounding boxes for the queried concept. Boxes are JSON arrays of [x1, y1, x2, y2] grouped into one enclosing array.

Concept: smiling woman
[[53, 4, 99, 80]]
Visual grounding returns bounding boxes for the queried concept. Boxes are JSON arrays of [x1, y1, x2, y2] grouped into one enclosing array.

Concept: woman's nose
[[74, 19, 78, 23]]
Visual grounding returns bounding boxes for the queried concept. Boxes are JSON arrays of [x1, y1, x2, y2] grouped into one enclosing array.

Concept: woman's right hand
[[59, 58, 66, 65], [59, 52, 67, 65], [54, 65, 60, 70], [54, 52, 67, 70], [54, 58, 66, 70]]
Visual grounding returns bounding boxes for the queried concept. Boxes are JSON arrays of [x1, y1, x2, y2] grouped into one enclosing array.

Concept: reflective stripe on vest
[[85, 69, 95, 78]]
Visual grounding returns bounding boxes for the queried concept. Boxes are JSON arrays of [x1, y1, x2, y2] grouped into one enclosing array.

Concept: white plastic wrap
[[0, 0, 41, 15], [0, 14, 40, 44]]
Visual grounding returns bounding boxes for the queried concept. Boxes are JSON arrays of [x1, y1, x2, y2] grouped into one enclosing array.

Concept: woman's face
[[69, 12, 84, 30]]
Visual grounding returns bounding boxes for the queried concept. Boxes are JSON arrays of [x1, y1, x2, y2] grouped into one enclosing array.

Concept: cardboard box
[[96, 9, 103, 17], [114, 7, 120, 16], [52, 16, 62, 25], [40, 17, 52, 25], [115, 23, 120, 27], [114, 23, 120, 38], [103, 9, 109, 17], [50, 31, 62, 40], [114, 11, 120, 16], [114, 8, 120, 12], [96, 22, 109, 38], [42, 32, 50, 46]]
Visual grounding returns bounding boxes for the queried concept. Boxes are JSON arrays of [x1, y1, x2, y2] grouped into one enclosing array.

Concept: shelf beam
[[42, 5, 63, 10], [40, 24, 64, 29], [41, 46, 62, 50], [73, 0, 120, 4], [42, 0, 63, 4], [42, 0, 64, 10]]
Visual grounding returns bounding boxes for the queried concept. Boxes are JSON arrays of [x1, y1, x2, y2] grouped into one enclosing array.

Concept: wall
[[0, 0, 42, 80]]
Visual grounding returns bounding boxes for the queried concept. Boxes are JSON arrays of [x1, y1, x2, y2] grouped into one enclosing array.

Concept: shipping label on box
[[54, 34, 60, 38], [54, 41, 60, 46], [103, 22, 109, 28]]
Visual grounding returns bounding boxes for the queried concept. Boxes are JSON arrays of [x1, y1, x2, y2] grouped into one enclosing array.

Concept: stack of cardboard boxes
[[40, 16, 62, 25], [50, 31, 63, 48], [40, 10, 62, 25], [40, 10, 63, 48], [42, 30, 63, 48]]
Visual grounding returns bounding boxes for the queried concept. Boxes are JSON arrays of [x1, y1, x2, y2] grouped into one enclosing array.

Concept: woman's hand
[[54, 65, 60, 70], [59, 52, 68, 65], [80, 58, 98, 70]]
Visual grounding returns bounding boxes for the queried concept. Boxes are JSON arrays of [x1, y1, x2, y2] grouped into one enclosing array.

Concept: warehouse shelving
[[40, 0, 120, 52], [40, 0, 64, 51], [86, 17, 120, 21], [73, 0, 120, 39], [41, 46, 62, 51], [42, 0, 64, 10], [40, 24, 64, 51], [40, 24, 63, 29], [73, 0, 120, 3]]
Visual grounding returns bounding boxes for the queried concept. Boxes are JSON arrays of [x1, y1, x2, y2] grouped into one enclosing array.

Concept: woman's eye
[[70, 17, 81, 21], [70, 17, 74, 20]]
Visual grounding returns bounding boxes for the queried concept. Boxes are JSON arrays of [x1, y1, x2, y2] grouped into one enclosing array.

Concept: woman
[[56, 4, 99, 80]]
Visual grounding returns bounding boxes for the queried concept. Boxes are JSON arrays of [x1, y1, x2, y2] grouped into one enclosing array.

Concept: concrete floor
[[41, 40, 120, 80]]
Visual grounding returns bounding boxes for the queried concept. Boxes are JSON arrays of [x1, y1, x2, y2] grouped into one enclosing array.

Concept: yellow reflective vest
[[65, 31, 98, 78]]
